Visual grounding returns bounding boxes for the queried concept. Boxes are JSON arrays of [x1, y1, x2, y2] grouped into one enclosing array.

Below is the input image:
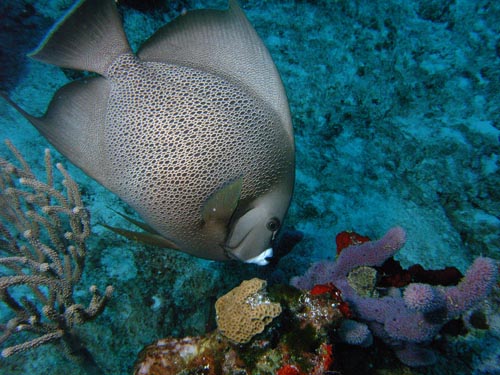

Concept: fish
[[4, 0, 295, 265]]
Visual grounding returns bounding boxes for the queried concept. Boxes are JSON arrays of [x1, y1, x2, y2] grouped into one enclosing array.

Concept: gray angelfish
[[4, 0, 295, 265]]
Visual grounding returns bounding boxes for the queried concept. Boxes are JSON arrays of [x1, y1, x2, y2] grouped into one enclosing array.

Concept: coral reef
[[291, 227, 498, 367], [134, 333, 225, 375], [134, 229, 498, 373], [134, 333, 335, 375], [134, 279, 345, 374]]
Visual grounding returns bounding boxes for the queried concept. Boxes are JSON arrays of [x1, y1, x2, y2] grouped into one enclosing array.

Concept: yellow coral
[[215, 278, 281, 343]]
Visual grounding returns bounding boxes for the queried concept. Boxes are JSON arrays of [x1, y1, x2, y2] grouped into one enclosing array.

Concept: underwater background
[[0, 0, 499, 374]]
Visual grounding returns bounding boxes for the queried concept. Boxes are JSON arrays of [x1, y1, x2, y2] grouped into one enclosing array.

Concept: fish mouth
[[222, 229, 274, 265], [243, 247, 273, 266]]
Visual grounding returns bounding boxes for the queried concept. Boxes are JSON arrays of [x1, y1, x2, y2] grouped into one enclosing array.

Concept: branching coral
[[0, 140, 112, 370]]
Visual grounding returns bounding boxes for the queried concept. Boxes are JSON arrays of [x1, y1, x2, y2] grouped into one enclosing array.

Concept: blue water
[[0, 0, 499, 374]]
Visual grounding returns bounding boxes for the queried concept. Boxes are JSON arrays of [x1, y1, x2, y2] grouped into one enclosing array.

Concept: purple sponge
[[403, 283, 439, 313], [291, 228, 498, 367], [444, 257, 497, 316], [337, 319, 373, 347]]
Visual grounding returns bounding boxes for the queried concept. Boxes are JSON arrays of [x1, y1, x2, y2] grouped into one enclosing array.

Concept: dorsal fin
[[138, 0, 292, 140], [29, 0, 131, 76]]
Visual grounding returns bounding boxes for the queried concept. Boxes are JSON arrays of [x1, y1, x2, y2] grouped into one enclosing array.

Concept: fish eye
[[266, 217, 280, 232]]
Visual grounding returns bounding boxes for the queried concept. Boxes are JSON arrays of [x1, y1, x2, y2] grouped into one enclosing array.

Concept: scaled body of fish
[[5, 0, 295, 264]]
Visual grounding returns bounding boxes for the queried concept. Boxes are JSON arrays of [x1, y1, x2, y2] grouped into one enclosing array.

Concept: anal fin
[[101, 223, 180, 249], [101, 209, 180, 250]]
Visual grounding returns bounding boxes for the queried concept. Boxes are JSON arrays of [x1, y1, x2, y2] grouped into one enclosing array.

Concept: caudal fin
[[29, 0, 131, 76]]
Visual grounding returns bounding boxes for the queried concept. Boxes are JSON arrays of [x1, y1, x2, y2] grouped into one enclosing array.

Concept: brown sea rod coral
[[0, 140, 112, 373]]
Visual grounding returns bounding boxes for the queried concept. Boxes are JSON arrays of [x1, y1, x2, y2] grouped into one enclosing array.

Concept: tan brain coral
[[215, 278, 282, 343]]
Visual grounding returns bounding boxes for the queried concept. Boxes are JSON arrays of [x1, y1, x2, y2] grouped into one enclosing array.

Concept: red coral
[[310, 283, 342, 300], [321, 343, 334, 370], [376, 257, 412, 287], [408, 264, 462, 286], [338, 301, 353, 319], [336, 230, 371, 255], [311, 343, 334, 375], [277, 364, 303, 375], [377, 257, 463, 288], [310, 283, 352, 318]]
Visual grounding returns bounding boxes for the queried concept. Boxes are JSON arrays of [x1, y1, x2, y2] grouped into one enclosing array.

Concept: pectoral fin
[[202, 178, 242, 225]]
